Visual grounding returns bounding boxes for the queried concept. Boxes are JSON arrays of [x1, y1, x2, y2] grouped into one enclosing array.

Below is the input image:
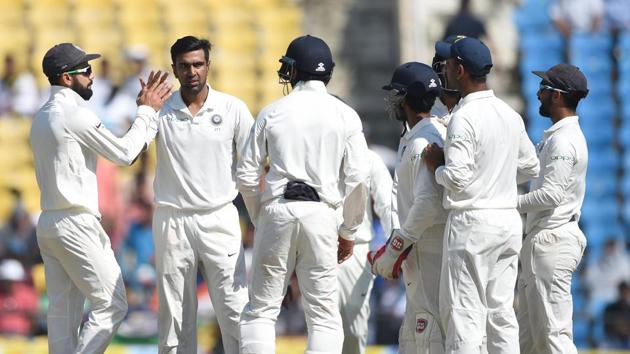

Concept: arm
[[434, 115, 476, 193], [517, 138, 575, 213], [517, 127, 540, 184], [339, 127, 370, 241], [368, 152, 394, 238], [236, 114, 267, 224], [71, 71, 171, 165]]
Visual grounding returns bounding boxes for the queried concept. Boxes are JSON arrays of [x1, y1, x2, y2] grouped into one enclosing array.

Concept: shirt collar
[[543, 116, 579, 137], [168, 84, 215, 115], [292, 80, 328, 93], [402, 116, 438, 141], [460, 89, 495, 105], [50, 85, 88, 108]]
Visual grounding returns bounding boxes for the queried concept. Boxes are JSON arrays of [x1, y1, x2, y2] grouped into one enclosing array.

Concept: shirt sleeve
[[233, 100, 255, 160], [368, 152, 394, 238], [517, 125, 540, 184], [236, 113, 267, 197], [435, 114, 476, 193], [339, 112, 370, 241], [400, 139, 444, 243], [517, 137, 575, 212], [68, 105, 156, 166]]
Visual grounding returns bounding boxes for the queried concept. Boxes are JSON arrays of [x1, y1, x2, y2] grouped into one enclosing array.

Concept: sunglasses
[[65, 66, 92, 77], [539, 84, 569, 94]]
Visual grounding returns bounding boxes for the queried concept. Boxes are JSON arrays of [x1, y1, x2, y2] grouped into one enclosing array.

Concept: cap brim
[[382, 84, 394, 91], [435, 42, 453, 60], [83, 53, 101, 62], [532, 70, 550, 82]]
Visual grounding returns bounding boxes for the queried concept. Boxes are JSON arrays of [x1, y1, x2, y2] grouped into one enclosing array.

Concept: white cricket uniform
[[146, 86, 252, 354], [30, 85, 155, 354], [393, 117, 448, 354], [434, 90, 539, 354], [236, 80, 370, 354], [337, 150, 393, 354], [516, 116, 587, 354]]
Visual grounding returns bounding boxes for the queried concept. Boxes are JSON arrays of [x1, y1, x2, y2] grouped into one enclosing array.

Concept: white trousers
[[440, 209, 522, 354], [240, 199, 343, 354], [399, 224, 446, 354], [36, 210, 128, 354], [153, 204, 248, 354], [517, 222, 586, 354], [337, 242, 373, 354]]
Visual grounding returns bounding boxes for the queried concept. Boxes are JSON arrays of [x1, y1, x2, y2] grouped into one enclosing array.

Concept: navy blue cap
[[382, 62, 441, 96], [533, 63, 589, 97], [435, 37, 492, 77], [42, 43, 100, 77], [282, 35, 334, 76]]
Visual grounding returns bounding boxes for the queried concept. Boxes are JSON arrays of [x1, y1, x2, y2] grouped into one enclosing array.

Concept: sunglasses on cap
[[64, 65, 92, 77], [539, 83, 569, 94]]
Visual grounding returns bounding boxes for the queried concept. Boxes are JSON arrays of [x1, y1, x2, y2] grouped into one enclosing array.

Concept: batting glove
[[367, 230, 413, 280]]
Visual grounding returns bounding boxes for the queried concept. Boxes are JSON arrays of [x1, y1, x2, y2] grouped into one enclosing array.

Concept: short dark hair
[[170, 36, 212, 64], [562, 92, 580, 110], [405, 91, 438, 113]]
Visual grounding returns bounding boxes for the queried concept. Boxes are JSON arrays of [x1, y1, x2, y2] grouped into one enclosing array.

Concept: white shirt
[[517, 116, 588, 234], [393, 117, 448, 242], [147, 85, 254, 210], [349, 150, 393, 244], [236, 80, 370, 240], [550, 0, 604, 33], [30, 85, 155, 217], [435, 90, 539, 210]]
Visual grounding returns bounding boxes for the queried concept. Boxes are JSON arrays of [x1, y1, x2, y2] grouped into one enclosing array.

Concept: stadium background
[[0, 0, 628, 352]]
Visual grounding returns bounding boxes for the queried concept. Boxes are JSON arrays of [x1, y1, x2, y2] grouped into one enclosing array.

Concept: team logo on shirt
[[211, 114, 223, 125], [416, 318, 428, 333]]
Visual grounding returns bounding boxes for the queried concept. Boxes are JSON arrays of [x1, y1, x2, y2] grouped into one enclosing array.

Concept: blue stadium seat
[[570, 32, 614, 54], [514, 0, 554, 33]]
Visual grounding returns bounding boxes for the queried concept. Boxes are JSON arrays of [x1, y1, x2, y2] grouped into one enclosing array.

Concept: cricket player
[[338, 149, 393, 354], [144, 36, 252, 354], [431, 35, 465, 120], [423, 37, 540, 353], [236, 34, 370, 354], [30, 43, 171, 354], [516, 64, 589, 354], [370, 62, 448, 354]]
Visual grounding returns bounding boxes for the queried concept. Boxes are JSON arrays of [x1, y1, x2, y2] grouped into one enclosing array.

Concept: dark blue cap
[[382, 62, 441, 96], [435, 37, 492, 77], [282, 35, 334, 76]]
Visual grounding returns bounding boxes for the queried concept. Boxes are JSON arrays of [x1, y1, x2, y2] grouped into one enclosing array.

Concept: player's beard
[[538, 93, 552, 118], [71, 78, 93, 100], [384, 91, 406, 122]]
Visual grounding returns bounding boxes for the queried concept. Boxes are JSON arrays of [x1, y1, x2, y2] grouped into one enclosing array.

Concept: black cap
[[282, 35, 334, 76], [382, 62, 441, 96], [435, 37, 492, 77], [42, 43, 101, 77], [533, 63, 589, 97]]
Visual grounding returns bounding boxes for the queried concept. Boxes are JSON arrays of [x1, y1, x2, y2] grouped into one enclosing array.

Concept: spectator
[[87, 58, 116, 126], [0, 54, 40, 117], [602, 281, 630, 349], [443, 0, 487, 40], [0, 190, 40, 268], [603, 0, 630, 32], [550, 0, 604, 37], [584, 239, 630, 313], [0, 259, 38, 336]]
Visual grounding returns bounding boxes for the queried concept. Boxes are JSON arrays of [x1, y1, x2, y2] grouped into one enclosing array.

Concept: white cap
[[0, 259, 25, 281]]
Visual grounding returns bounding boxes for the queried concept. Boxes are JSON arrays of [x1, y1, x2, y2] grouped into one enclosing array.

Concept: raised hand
[[136, 70, 173, 111]]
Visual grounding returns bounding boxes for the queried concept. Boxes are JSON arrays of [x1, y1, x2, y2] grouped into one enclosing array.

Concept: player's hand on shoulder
[[422, 143, 445, 173], [137, 70, 173, 111]]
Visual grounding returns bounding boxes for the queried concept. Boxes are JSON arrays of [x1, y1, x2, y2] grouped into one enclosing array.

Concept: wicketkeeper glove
[[367, 230, 413, 280]]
